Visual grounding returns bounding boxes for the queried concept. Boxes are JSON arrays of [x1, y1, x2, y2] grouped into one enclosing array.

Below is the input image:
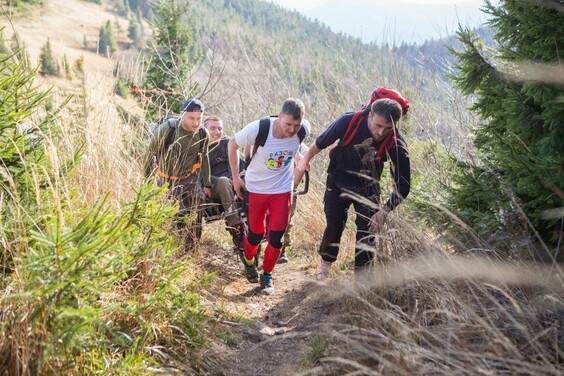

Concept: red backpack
[[340, 86, 410, 157], [364, 87, 410, 116]]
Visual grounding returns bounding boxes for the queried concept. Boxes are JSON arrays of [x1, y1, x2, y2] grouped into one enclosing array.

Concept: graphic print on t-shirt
[[265, 149, 294, 170]]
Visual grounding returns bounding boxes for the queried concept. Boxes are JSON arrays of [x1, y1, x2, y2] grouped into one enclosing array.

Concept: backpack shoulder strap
[[376, 131, 400, 158], [249, 116, 306, 161], [297, 125, 306, 144], [163, 117, 178, 150], [256, 117, 271, 147], [342, 109, 368, 147], [249, 117, 271, 162], [198, 127, 207, 155]]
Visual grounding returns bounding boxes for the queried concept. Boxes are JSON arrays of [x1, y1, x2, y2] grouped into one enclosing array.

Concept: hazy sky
[[273, 0, 486, 7], [269, 0, 495, 44]]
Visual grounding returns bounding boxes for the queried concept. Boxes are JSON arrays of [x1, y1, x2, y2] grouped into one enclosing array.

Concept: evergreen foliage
[[38, 38, 60, 76], [0, 45, 208, 373], [115, 0, 131, 16], [142, 0, 199, 117], [62, 54, 72, 79], [6, 0, 42, 7], [115, 76, 129, 97], [0, 50, 50, 201], [187, 0, 415, 106], [127, 17, 144, 48], [448, 0, 564, 247], [74, 55, 84, 75], [98, 20, 118, 55], [126, 0, 152, 18]]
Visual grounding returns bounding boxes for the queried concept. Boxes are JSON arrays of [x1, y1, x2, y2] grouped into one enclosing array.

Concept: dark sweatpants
[[161, 174, 205, 252], [319, 175, 377, 270]]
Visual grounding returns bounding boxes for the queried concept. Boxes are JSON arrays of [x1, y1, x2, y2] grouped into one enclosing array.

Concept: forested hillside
[[131, 0, 434, 125], [1, 0, 562, 374]]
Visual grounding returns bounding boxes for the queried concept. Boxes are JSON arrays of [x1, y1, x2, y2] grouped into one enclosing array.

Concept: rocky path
[[199, 240, 346, 375]]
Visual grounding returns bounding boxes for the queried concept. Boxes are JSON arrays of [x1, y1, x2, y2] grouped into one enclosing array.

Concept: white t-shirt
[[235, 118, 311, 194]]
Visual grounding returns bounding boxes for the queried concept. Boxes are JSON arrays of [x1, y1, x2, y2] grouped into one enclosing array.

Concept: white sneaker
[[315, 259, 332, 281]]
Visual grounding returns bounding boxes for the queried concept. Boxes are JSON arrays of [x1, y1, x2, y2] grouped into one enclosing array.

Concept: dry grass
[[293, 217, 564, 375], [2, 1, 561, 374]]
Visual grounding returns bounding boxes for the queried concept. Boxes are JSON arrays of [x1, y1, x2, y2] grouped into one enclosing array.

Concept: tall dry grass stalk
[[298, 217, 563, 375]]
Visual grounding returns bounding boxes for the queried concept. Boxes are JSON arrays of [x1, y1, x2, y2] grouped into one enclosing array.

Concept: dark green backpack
[[149, 113, 206, 153]]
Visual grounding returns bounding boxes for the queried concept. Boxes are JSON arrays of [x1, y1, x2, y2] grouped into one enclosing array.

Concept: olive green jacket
[[144, 119, 211, 187]]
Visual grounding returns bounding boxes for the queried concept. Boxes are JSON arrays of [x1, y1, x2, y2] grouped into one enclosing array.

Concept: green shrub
[[38, 38, 60, 76], [98, 20, 118, 55], [0, 44, 207, 374]]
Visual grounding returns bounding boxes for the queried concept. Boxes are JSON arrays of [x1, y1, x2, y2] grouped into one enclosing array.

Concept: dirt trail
[[199, 239, 347, 376]]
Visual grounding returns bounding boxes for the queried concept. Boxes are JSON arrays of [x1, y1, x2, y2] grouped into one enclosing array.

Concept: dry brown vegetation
[[0, 0, 562, 375]]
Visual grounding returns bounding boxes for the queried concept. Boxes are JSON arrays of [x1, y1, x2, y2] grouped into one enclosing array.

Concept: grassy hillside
[[1, 0, 562, 374]]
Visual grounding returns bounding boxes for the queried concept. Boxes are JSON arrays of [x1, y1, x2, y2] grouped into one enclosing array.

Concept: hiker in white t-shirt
[[228, 98, 311, 294]]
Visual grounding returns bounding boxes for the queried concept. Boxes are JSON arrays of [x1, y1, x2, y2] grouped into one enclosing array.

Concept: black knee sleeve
[[269, 230, 285, 249], [247, 230, 264, 246]]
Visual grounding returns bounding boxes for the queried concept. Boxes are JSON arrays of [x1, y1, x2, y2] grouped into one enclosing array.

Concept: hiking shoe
[[277, 249, 289, 264], [244, 263, 259, 283], [260, 273, 274, 294], [239, 252, 259, 283], [315, 259, 332, 281]]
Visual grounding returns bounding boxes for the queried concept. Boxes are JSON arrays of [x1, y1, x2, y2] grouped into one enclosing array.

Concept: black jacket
[[208, 137, 245, 184], [315, 112, 411, 210]]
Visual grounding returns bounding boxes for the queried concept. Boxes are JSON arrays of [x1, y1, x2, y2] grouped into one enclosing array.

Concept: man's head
[[180, 98, 205, 132], [204, 115, 224, 143], [367, 98, 403, 141], [278, 98, 305, 138]]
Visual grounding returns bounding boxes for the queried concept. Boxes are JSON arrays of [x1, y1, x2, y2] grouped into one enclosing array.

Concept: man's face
[[181, 111, 203, 132], [367, 112, 394, 141], [278, 113, 302, 138], [205, 120, 223, 143]]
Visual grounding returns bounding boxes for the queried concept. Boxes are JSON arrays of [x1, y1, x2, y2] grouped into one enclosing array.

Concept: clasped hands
[[368, 207, 390, 233]]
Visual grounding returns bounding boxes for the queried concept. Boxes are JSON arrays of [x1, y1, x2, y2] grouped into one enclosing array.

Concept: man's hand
[[293, 152, 308, 189], [204, 187, 212, 198], [296, 156, 310, 173], [232, 175, 246, 199], [368, 207, 390, 233]]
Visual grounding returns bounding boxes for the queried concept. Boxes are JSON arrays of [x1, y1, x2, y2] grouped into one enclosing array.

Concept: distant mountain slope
[[187, 0, 471, 116], [0, 0, 121, 72], [0, 0, 471, 138], [270, 0, 494, 44]]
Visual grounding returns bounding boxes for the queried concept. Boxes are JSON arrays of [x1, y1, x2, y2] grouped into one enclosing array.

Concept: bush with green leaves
[[0, 45, 208, 374]]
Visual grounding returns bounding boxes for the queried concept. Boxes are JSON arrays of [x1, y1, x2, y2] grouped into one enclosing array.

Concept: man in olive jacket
[[144, 98, 212, 251]]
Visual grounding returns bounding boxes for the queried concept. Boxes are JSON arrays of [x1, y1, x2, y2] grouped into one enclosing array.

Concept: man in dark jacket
[[297, 97, 411, 280], [204, 115, 245, 250]]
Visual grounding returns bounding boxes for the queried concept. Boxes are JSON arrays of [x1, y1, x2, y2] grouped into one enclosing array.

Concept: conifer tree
[[115, 0, 130, 17], [128, 18, 143, 48], [62, 54, 72, 80], [39, 38, 60, 76], [448, 0, 564, 247], [143, 0, 200, 117], [98, 20, 118, 55]]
